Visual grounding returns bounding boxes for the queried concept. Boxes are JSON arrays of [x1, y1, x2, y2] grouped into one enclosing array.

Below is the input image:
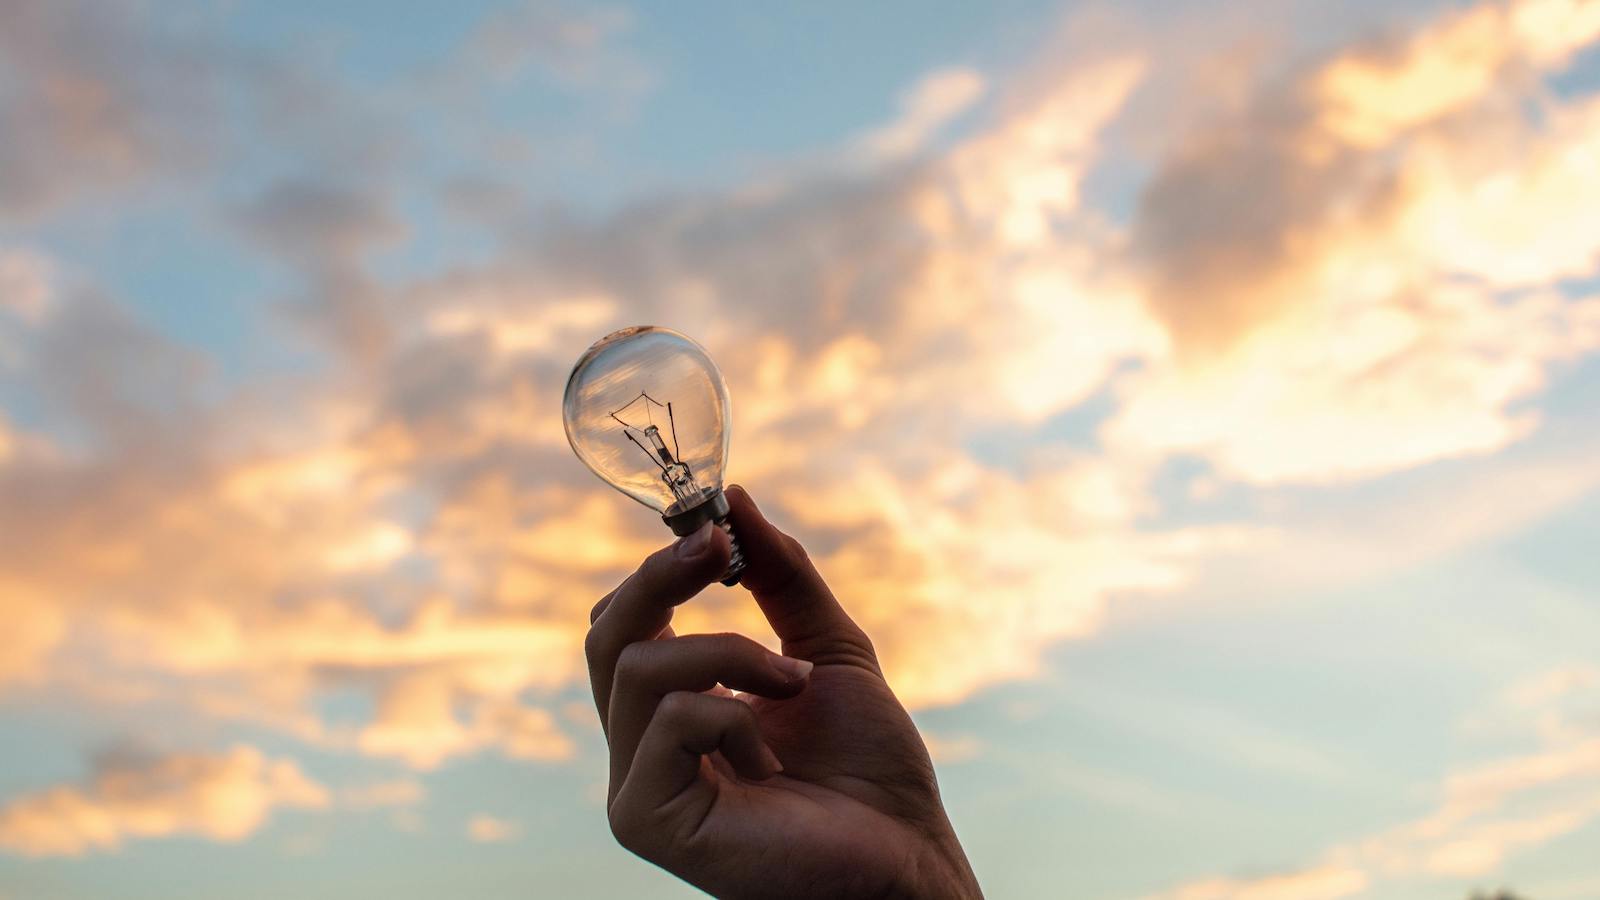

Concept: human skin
[[585, 485, 984, 900]]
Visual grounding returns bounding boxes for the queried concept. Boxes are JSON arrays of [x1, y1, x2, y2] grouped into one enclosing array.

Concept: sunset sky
[[2, 1, 1600, 898]]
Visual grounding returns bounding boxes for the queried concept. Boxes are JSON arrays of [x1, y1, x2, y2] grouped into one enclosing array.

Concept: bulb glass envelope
[[563, 326, 732, 516]]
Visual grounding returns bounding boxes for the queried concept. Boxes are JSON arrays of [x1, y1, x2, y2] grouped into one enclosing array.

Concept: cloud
[[232, 180, 404, 268], [922, 733, 985, 764], [1133, 0, 1600, 353], [1104, 284, 1600, 484], [1394, 93, 1600, 290], [356, 674, 576, 770], [465, 0, 636, 87], [0, 270, 601, 767], [0, 269, 614, 766], [0, 746, 328, 857], [227, 178, 405, 362], [0, 249, 53, 323], [773, 454, 1249, 707], [1495, 666, 1600, 743], [466, 814, 520, 843], [1315, 0, 1600, 147], [0, 44, 1184, 774], [855, 68, 987, 163], [423, 293, 617, 360], [1, 0, 1599, 809], [1148, 663, 1600, 896], [0, 0, 233, 219], [0, 0, 435, 223], [0, 577, 63, 688], [1161, 429, 1600, 622], [0, 248, 215, 455], [1369, 731, 1600, 877], [1114, 0, 1600, 484], [1143, 864, 1368, 900]]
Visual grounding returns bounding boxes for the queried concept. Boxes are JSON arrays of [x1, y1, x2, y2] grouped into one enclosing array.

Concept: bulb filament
[[609, 392, 704, 507]]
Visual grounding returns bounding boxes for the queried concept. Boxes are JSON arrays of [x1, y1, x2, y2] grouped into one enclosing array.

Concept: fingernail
[[760, 742, 784, 777], [676, 522, 713, 559], [770, 655, 813, 682]]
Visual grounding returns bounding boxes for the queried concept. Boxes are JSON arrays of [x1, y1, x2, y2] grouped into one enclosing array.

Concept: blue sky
[[2, 1, 1600, 898]]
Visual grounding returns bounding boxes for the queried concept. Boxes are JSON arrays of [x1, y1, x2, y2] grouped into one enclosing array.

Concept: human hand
[[585, 486, 983, 899]]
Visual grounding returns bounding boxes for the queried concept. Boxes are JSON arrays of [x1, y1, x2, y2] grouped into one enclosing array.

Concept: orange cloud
[[1117, 0, 1600, 484], [771, 455, 1253, 707], [1143, 864, 1368, 900], [0, 249, 52, 322], [0, 576, 63, 687], [0, 746, 328, 857], [466, 814, 520, 843], [1317, 0, 1600, 147], [356, 672, 576, 770]]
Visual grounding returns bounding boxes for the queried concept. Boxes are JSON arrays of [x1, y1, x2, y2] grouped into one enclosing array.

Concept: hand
[[585, 486, 983, 900]]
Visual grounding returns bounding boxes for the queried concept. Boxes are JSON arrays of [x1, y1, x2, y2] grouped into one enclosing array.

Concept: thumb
[[724, 485, 878, 668]]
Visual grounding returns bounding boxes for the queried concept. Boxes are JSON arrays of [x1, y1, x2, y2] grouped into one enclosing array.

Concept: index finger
[[584, 521, 731, 729]]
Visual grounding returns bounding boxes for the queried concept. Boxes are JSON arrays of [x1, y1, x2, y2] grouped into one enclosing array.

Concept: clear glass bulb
[[563, 326, 745, 584]]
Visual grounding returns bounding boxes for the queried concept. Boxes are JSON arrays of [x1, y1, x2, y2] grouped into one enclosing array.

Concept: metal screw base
[[662, 487, 745, 587], [717, 517, 746, 587]]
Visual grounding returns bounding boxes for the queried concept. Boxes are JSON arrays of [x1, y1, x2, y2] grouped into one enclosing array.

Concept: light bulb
[[563, 326, 746, 585]]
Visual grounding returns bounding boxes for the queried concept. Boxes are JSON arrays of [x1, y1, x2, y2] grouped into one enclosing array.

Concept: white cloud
[[1105, 286, 1600, 484], [856, 67, 987, 162]]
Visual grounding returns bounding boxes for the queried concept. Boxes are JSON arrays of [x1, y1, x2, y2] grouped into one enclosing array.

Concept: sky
[[2, 0, 1600, 898]]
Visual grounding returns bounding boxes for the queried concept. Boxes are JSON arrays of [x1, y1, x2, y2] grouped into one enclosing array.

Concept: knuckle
[[582, 625, 608, 665], [781, 534, 810, 564], [770, 534, 813, 585], [628, 545, 688, 598], [607, 803, 644, 851], [588, 593, 612, 625], [655, 689, 700, 723], [611, 641, 652, 688], [853, 632, 879, 665], [731, 693, 758, 725], [705, 630, 751, 653], [696, 632, 767, 673], [727, 698, 759, 735], [642, 542, 679, 575], [738, 636, 777, 669]]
